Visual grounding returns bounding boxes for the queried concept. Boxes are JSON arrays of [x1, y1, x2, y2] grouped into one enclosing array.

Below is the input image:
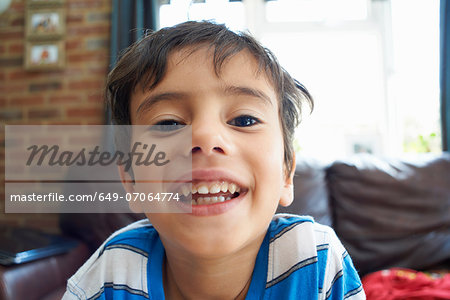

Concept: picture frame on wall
[[25, 40, 65, 70], [26, 8, 66, 38]]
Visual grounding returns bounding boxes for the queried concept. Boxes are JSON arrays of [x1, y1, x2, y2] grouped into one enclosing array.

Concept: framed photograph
[[26, 8, 66, 38], [25, 40, 65, 70]]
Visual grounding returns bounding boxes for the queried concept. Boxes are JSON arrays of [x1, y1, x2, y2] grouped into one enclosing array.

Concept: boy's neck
[[161, 233, 265, 300]]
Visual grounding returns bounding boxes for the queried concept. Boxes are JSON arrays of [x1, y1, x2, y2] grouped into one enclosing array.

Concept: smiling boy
[[63, 21, 364, 300]]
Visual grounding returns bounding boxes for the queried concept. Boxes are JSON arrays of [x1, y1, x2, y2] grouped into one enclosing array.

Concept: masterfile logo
[[5, 125, 192, 214]]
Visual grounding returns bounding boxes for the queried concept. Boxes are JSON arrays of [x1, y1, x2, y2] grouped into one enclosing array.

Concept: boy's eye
[[228, 115, 260, 127], [151, 119, 185, 132]]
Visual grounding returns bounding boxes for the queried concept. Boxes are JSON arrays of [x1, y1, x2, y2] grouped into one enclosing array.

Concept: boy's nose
[[191, 120, 228, 156], [191, 145, 224, 155]]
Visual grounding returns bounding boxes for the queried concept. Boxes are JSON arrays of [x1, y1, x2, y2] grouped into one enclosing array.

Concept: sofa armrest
[[327, 153, 450, 275], [0, 242, 89, 300]]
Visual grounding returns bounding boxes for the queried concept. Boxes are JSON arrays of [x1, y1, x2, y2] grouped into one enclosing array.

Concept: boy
[[63, 21, 365, 299]]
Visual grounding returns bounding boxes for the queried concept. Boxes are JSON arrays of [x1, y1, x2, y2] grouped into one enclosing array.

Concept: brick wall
[[0, 0, 111, 233]]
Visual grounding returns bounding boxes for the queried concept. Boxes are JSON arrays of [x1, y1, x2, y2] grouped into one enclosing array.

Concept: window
[[266, 0, 368, 22], [158, 0, 441, 160], [389, 0, 441, 154], [159, 0, 246, 31]]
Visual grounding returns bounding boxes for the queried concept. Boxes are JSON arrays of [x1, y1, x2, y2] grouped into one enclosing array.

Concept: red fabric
[[362, 268, 450, 300]]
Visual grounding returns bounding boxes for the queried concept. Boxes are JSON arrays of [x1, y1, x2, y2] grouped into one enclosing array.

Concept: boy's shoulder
[[102, 218, 157, 252], [63, 219, 158, 300], [266, 214, 364, 299], [269, 213, 340, 247], [268, 213, 345, 272]]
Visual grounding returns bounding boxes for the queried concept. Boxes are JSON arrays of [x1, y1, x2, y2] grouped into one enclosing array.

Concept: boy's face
[[122, 47, 294, 257]]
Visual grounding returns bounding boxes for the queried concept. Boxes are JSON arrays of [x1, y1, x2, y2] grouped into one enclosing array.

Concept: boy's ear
[[279, 155, 296, 207], [117, 165, 141, 213]]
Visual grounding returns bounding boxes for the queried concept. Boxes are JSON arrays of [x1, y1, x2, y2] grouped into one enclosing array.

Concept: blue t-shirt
[[63, 214, 365, 299]]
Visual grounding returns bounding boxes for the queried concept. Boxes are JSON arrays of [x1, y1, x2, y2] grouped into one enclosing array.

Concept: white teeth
[[229, 183, 236, 194], [221, 182, 228, 192], [190, 181, 243, 196], [181, 185, 190, 197], [210, 183, 221, 194], [197, 185, 209, 194], [193, 195, 234, 205]]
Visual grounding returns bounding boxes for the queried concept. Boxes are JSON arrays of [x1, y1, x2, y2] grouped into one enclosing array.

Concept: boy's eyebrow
[[223, 85, 273, 107], [136, 92, 188, 118], [135, 86, 273, 117]]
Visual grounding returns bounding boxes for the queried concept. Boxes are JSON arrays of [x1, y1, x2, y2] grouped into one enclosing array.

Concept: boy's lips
[[179, 190, 247, 216], [169, 169, 249, 216]]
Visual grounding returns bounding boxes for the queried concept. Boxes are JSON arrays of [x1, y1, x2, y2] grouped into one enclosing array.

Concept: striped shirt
[[63, 214, 365, 299]]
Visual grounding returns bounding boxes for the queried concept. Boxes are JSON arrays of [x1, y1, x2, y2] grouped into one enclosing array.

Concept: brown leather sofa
[[1, 153, 449, 299], [279, 153, 450, 275], [0, 243, 89, 300], [0, 213, 142, 300]]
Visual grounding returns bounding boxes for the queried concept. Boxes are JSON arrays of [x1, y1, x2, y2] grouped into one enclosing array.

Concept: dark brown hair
[[106, 21, 313, 176]]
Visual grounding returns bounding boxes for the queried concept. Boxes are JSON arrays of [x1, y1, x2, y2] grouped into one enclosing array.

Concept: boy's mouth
[[178, 181, 245, 205]]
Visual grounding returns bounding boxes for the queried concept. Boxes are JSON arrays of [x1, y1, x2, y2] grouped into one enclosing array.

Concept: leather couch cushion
[[277, 157, 332, 226], [0, 242, 89, 300], [327, 153, 450, 275]]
